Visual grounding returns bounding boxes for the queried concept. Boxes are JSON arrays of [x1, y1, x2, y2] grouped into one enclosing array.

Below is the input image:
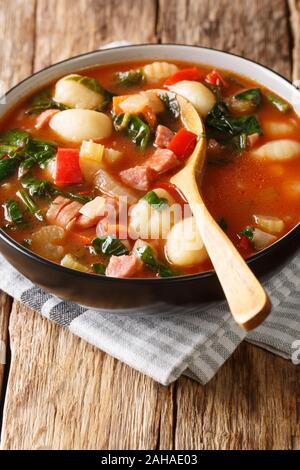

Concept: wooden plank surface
[[0, 0, 299, 450]]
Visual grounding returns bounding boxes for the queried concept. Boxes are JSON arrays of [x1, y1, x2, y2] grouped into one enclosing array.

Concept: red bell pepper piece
[[164, 67, 203, 86], [205, 69, 228, 88], [167, 128, 197, 160], [55, 148, 82, 186], [238, 234, 252, 251]]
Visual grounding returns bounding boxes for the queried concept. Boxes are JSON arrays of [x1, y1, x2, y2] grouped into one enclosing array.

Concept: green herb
[[21, 175, 55, 198], [3, 199, 24, 225], [266, 93, 290, 113], [114, 69, 144, 87], [26, 89, 68, 114], [0, 157, 20, 182], [92, 236, 129, 257], [143, 191, 168, 209], [67, 75, 103, 93], [127, 115, 151, 149], [0, 129, 30, 147], [217, 217, 228, 231], [159, 92, 180, 119], [113, 113, 151, 149], [136, 245, 175, 278], [240, 226, 255, 241], [92, 263, 106, 275], [63, 191, 94, 204], [206, 103, 262, 136], [235, 88, 262, 107], [18, 138, 57, 177], [21, 238, 32, 248], [17, 190, 43, 222], [113, 112, 131, 131]]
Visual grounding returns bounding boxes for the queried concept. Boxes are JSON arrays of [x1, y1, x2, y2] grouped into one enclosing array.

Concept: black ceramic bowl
[[1, 44, 300, 309]]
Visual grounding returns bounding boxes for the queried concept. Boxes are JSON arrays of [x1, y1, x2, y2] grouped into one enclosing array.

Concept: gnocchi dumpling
[[49, 109, 112, 143], [31, 225, 65, 261], [168, 80, 216, 117], [263, 120, 296, 138], [128, 189, 176, 240], [251, 139, 300, 161], [53, 74, 104, 110], [143, 62, 178, 83], [165, 216, 208, 267]]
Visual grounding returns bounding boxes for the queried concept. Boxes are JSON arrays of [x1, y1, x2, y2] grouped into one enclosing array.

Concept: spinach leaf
[[21, 175, 55, 198], [113, 113, 151, 149], [136, 245, 176, 278], [114, 69, 144, 87], [206, 103, 262, 136], [143, 191, 168, 209], [0, 129, 30, 147], [0, 157, 20, 182], [17, 190, 44, 222], [92, 236, 129, 257], [158, 92, 180, 119], [63, 191, 94, 204], [113, 112, 131, 131], [266, 93, 290, 113], [240, 226, 255, 241], [26, 89, 68, 114], [235, 88, 262, 107], [3, 199, 24, 225], [92, 263, 106, 275], [18, 138, 57, 176], [67, 75, 103, 94], [217, 216, 228, 231], [127, 115, 151, 149]]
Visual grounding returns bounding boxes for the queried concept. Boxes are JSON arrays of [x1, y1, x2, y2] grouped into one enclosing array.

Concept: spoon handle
[[191, 200, 271, 330]]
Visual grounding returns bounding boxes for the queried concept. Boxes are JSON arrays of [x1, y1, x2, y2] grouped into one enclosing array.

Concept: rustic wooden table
[[0, 0, 299, 450]]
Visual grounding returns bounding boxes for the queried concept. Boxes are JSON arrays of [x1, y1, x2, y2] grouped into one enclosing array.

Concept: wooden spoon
[[155, 90, 270, 330]]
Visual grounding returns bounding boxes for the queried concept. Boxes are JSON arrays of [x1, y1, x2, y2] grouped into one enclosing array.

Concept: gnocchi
[[53, 74, 104, 110], [143, 62, 178, 83], [165, 217, 208, 267], [168, 80, 216, 117], [263, 120, 296, 138], [31, 225, 65, 261], [49, 109, 112, 143], [251, 139, 300, 161]]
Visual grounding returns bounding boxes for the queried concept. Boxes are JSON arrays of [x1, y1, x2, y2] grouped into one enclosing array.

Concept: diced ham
[[76, 214, 99, 229], [119, 166, 155, 191], [154, 125, 174, 148], [76, 196, 119, 229], [46, 196, 71, 224], [247, 133, 260, 148], [47, 197, 83, 231], [145, 148, 179, 173], [35, 109, 60, 130], [106, 255, 141, 278], [79, 196, 107, 219], [56, 201, 83, 231]]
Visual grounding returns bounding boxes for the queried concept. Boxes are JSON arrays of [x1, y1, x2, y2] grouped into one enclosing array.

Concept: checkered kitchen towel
[[1, 250, 300, 385]]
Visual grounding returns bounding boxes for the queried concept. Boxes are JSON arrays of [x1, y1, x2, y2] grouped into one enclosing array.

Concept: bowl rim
[[1, 42, 300, 285]]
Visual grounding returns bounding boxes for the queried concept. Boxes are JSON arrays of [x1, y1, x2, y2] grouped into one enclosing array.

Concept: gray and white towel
[[0, 250, 299, 385]]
